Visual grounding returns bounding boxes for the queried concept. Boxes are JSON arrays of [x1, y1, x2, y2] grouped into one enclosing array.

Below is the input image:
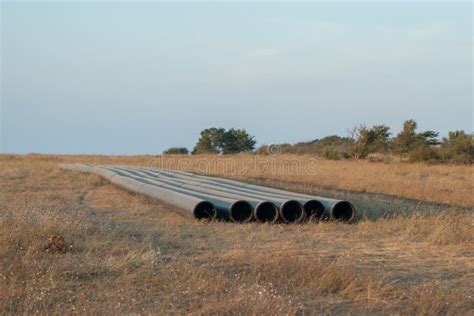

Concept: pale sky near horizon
[[1, 2, 472, 154]]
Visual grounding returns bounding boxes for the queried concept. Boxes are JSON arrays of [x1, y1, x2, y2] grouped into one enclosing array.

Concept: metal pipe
[[133, 166, 316, 222], [142, 167, 355, 222], [132, 167, 305, 223], [62, 163, 355, 223], [103, 166, 294, 223], [106, 166, 295, 223], [59, 164, 217, 220], [95, 166, 254, 223], [106, 166, 279, 223]]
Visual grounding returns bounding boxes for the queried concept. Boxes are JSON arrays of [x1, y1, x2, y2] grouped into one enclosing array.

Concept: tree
[[163, 147, 189, 155], [192, 128, 225, 154], [349, 124, 391, 159], [393, 119, 440, 155], [348, 124, 370, 159], [367, 125, 392, 152], [419, 130, 441, 146], [192, 127, 256, 155], [393, 119, 418, 154], [221, 128, 256, 154]]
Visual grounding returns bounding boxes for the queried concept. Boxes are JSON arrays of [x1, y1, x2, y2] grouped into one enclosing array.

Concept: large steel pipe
[[142, 167, 355, 222], [59, 164, 217, 220], [133, 167, 316, 222], [108, 166, 301, 223], [106, 166, 280, 223], [135, 167, 305, 223], [96, 166, 254, 223], [104, 166, 298, 223]]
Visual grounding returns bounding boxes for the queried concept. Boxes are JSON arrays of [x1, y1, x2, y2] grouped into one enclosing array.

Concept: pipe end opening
[[280, 200, 304, 223], [255, 202, 279, 223], [332, 201, 356, 223], [230, 200, 253, 223], [304, 200, 325, 221], [193, 201, 217, 220]]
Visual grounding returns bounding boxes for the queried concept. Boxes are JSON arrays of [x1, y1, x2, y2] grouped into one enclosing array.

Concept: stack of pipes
[[60, 164, 356, 224]]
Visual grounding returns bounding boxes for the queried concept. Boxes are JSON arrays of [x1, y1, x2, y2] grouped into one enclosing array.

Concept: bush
[[367, 153, 397, 163], [163, 147, 189, 155], [408, 145, 439, 162], [322, 146, 340, 160], [255, 136, 353, 156], [393, 119, 440, 155], [342, 152, 352, 159], [439, 131, 474, 164], [254, 145, 269, 155], [349, 124, 392, 159]]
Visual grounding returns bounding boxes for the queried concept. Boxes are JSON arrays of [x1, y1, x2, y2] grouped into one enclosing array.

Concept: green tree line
[[163, 120, 473, 164]]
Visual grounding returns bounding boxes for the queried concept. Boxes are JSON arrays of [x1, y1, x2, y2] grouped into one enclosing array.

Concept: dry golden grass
[[1, 154, 473, 314], [9, 153, 472, 207]]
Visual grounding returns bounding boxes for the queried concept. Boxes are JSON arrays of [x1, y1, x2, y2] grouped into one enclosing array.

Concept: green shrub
[[408, 145, 439, 162], [439, 131, 474, 164], [163, 147, 189, 155], [322, 146, 340, 160], [342, 152, 352, 159]]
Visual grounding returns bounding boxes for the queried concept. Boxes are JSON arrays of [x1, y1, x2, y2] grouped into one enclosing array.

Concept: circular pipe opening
[[193, 201, 217, 220], [230, 200, 253, 223], [280, 200, 304, 223], [304, 200, 325, 221], [254, 202, 279, 223], [331, 201, 356, 223]]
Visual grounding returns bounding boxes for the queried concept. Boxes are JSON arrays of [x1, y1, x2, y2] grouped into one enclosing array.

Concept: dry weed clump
[[1, 206, 89, 256], [43, 234, 73, 254]]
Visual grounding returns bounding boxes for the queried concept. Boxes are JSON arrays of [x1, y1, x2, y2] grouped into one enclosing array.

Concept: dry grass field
[[1, 154, 473, 314]]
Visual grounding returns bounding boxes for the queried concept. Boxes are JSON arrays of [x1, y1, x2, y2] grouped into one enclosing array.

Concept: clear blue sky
[[1, 2, 472, 154]]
